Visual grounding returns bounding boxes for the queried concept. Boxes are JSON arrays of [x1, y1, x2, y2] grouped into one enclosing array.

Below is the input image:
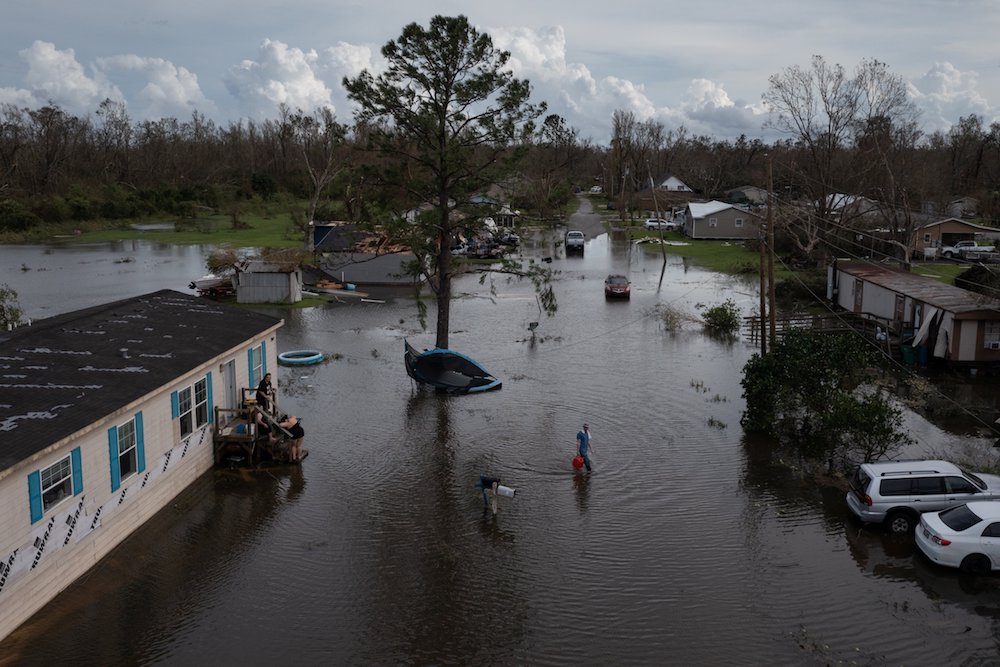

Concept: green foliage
[[0, 284, 25, 330], [343, 14, 548, 348], [955, 265, 1000, 298], [702, 298, 741, 334], [251, 173, 278, 200], [0, 200, 41, 231], [32, 196, 73, 223], [740, 330, 909, 463]]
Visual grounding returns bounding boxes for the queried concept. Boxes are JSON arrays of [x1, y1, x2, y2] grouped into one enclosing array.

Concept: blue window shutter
[[206, 372, 214, 424], [261, 341, 267, 375], [108, 426, 121, 492], [71, 447, 83, 496], [248, 348, 255, 387], [28, 471, 43, 524], [135, 412, 146, 473], [170, 391, 179, 419]]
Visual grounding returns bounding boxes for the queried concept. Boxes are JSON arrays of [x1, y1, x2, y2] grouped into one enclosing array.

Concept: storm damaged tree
[[609, 110, 664, 219], [763, 56, 919, 263], [520, 114, 585, 221], [283, 105, 347, 249], [344, 15, 550, 349]]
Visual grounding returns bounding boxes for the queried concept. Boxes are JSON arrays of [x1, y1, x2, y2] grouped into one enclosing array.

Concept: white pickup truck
[[940, 240, 997, 259], [564, 230, 585, 254]]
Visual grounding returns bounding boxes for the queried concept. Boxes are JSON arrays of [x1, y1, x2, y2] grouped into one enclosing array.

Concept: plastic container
[[496, 485, 516, 498], [900, 344, 915, 365]]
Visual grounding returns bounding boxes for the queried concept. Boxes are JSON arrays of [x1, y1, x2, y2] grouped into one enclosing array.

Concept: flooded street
[[2, 225, 1000, 665]]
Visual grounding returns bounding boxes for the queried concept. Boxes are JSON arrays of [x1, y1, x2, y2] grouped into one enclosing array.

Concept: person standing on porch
[[256, 372, 273, 412]]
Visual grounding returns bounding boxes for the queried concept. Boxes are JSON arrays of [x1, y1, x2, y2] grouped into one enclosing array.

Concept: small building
[[235, 260, 303, 304], [486, 204, 519, 230], [658, 176, 693, 192], [682, 200, 762, 240], [828, 260, 1000, 366], [0, 291, 282, 640], [725, 185, 768, 204], [821, 193, 881, 217], [911, 218, 1000, 258], [311, 221, 421, 287]]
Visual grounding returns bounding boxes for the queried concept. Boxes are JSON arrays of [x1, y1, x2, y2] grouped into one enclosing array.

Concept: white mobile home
[[828, 260, 1000, 365], [0, 290, 282, 640]]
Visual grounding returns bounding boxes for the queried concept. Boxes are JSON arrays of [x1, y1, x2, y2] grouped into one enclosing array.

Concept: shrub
[[702, 298, 741, 334], [0, 284, 24, 329], [740, 330, 909, 464], [0, 200, 41, 231], [32, 196, 73, 223]]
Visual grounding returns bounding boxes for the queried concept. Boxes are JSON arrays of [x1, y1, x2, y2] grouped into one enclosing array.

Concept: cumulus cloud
[[0, 40, 215, 122], [673, 79, 767, 135], [0, 41, 122, 113], [96, 55, 215, 119], [320, 42, 376, 82], [224, 39, 337, 119], [909, 62, 997, 132], [492, 25, 766, 141]]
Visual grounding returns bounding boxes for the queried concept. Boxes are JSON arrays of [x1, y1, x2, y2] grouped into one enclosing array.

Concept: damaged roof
[[836, 260, 1000, 318], [0, 290, 282, 473]]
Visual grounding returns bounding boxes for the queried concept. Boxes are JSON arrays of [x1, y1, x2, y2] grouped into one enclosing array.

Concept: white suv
[[643, 218, 679, 231], [846, 460, 1000, 533]]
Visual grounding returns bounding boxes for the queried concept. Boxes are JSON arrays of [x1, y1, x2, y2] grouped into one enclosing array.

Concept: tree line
[[1, 50, 997, 259]]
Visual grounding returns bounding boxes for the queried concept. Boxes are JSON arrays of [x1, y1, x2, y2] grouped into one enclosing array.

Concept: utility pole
[[758, 221, 767, 356], [767, 154, 777, 344]]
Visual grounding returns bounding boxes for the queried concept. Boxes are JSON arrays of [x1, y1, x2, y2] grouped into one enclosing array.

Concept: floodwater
[[2, 227, 1000, 665]]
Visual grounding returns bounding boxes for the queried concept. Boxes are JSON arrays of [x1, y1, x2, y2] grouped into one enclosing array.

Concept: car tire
[[960, 554, 991, 575], [885, 511, 915, 534], [943, 251, 954, 259]]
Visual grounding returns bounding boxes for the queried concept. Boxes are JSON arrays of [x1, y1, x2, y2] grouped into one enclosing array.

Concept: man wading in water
[[576, 423, 594, 472]]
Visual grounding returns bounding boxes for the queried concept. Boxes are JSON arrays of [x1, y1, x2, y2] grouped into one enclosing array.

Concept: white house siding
[[0, 332, 278, 641], [957, 320, 977, 361], [860, 282, 898, 320]]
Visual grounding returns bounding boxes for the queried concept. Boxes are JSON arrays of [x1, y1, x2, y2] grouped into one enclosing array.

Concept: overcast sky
[[3, 0, 998, 144]]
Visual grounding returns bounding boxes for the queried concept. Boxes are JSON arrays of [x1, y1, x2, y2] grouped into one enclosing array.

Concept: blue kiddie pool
[[277, 350, 325, 366]]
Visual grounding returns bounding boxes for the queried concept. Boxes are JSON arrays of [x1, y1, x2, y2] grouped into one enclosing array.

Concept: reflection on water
[[572, 472, 591, 513], [2, 238, 1000, 664]]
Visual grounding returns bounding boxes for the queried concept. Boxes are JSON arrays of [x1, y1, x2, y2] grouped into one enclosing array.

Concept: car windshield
[[607, 276, 628, 284], [938, 504, 983, 531], [567, 232, 583, 238], [959, 467, 987, 490]]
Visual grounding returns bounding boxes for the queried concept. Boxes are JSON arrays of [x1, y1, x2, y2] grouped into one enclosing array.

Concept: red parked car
[[604, 274, 631, 299]]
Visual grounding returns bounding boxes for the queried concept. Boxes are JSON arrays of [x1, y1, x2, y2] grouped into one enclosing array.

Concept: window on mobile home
[[40, 456, 73, 511]]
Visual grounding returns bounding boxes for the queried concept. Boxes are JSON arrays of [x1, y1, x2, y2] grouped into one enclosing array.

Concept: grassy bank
[[626, 228, 798, 279], [0, 197, 308, 248], [73, 209, 301, 248]]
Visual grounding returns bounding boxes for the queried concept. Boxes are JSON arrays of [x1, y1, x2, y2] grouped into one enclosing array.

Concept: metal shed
[[236, 260, 303, 304]]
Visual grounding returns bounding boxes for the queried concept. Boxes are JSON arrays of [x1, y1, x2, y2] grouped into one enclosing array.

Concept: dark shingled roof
[[0, 290, 282, 472]]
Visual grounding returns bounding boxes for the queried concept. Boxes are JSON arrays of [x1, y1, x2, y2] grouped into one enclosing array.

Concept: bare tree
[[764, 56, 921, 260], [286, 105, 347, 248]]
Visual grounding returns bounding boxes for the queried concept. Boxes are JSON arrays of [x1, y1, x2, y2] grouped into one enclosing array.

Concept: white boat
[[189, 274, 234, 294]]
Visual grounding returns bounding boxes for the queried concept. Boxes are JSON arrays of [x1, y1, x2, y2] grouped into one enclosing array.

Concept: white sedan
[[642, 218, 680, 231], [915, 501, 1000, 574]]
